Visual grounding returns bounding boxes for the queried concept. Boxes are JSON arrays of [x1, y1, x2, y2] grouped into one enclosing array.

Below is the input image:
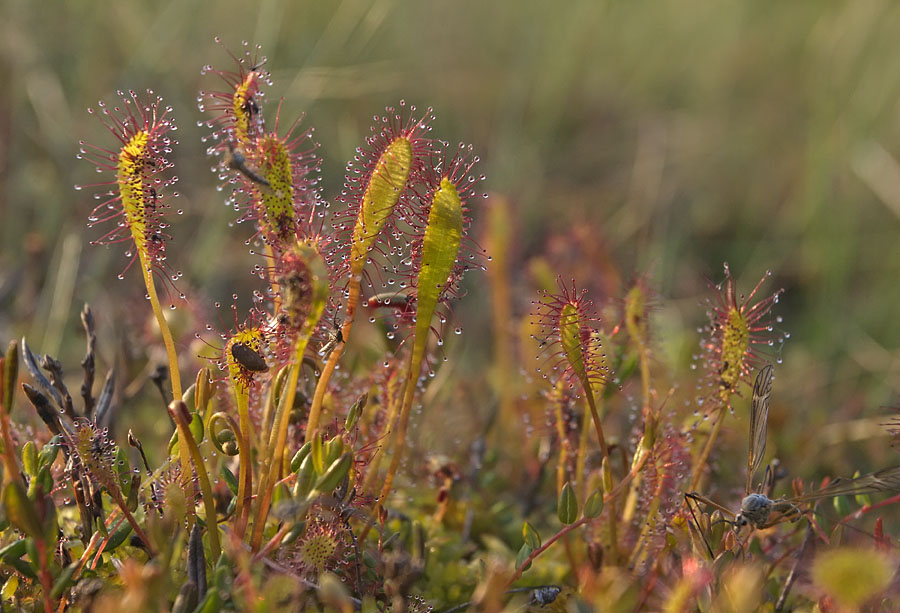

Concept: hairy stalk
[[138, 250, 191, 484], [251, 241, 328, 550], [622, 348, 653, 521], [486, 199, 515, 436], [583, 385, 617, 563], [251, 336, 310, 551], [689, 402, 725, 491], [169, 400, 220, 561], [552, 382, 570, 496], [375, 173, 465, 512], [574, 395, 595, 502], [375, 350, 421, 509], [360, 371, 402, 496], [252, 240, 327, 550], [305, 279, 359, 444], [628, 485, 660, 569], [308, 128, 419, 439]]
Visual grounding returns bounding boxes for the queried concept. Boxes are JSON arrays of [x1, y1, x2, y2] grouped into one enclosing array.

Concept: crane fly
[[686, 364, 900, 549]]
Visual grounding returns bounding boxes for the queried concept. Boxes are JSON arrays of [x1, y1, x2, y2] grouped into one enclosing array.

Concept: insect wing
[[789, 465, 900, 505], [746, 364, 774, 494]]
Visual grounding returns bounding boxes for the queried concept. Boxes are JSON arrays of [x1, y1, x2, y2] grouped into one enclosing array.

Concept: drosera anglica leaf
[[376, 140, 486, 508]]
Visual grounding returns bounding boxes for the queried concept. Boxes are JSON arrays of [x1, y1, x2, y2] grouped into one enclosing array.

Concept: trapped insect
[[318, 318, 344, 359], [231, 341, 268, 372], [686, 364, 900, 542], [225, 143, 270, 187]]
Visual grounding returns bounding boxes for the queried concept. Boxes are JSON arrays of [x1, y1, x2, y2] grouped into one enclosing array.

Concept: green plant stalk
[[232, 384, 253, 539], [250, 335, 311, 551], [211, 410, 251, 540], [552, 382, 570, 496], [304, 282, 358, 444], [581, 381, 617, 564], [138, 249, 190, 483], [169, 401, 220, 561], [251, 241, 328, 550], [374, 349, 421, 509], [306, 136, 414, 441], [623, 343, 654, 522], [251, 257, 327, 551], [376, 177, 463, 509], [574, 400, 591, 503], [138, 250, 183, 401], [360, 372, 402, 496], [628, 483, 660, 569], [259, 368, 286, 452]]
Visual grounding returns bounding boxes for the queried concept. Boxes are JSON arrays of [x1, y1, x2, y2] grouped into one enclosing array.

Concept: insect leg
[[683, 493, 715, 559]]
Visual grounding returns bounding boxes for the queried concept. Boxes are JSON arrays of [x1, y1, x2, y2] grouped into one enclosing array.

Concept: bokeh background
[[3, 0, 900, 485]]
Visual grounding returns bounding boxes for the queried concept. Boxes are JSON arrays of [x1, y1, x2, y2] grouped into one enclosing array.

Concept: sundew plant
[[2, 40, 900, 612]]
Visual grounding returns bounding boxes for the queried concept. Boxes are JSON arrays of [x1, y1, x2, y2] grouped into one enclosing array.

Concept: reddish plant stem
[[36, 539, 53, 613], [507, 453, 647, 586]]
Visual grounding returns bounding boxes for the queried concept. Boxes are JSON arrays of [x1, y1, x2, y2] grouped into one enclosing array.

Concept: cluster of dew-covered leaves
[[1, 39, 900, 613]]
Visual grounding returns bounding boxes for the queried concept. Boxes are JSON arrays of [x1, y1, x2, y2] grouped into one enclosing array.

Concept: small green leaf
[[115, 446, 132, 497], [324, 434, 344, 466], [290, 441, 312, 473], [558, 482, 578, 525], [522, 521, 541, 548], [36, 466, 54, 497], [601, 457, 613, 493], [312, 452, 352, 495], [189, 412, 204, 445], [181, 383, 197, 413], [0, 539, 26, 562], [105, 521, 133, 552], [21, 442, 37, 478], [126, 473, 141, 512], [3, 481, 41, 538], [584, 489, 605, 518], [1, 575, 18, 601], [344, 393, 367, 431], [311, 434, 324, 475], [37, 437, 61, 469], [4, 555, 36, 580], [516, 543, 533, 571], [292, 454, 316, 498], [51, 563, 78, 599], [221, 465, 239, 496]]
